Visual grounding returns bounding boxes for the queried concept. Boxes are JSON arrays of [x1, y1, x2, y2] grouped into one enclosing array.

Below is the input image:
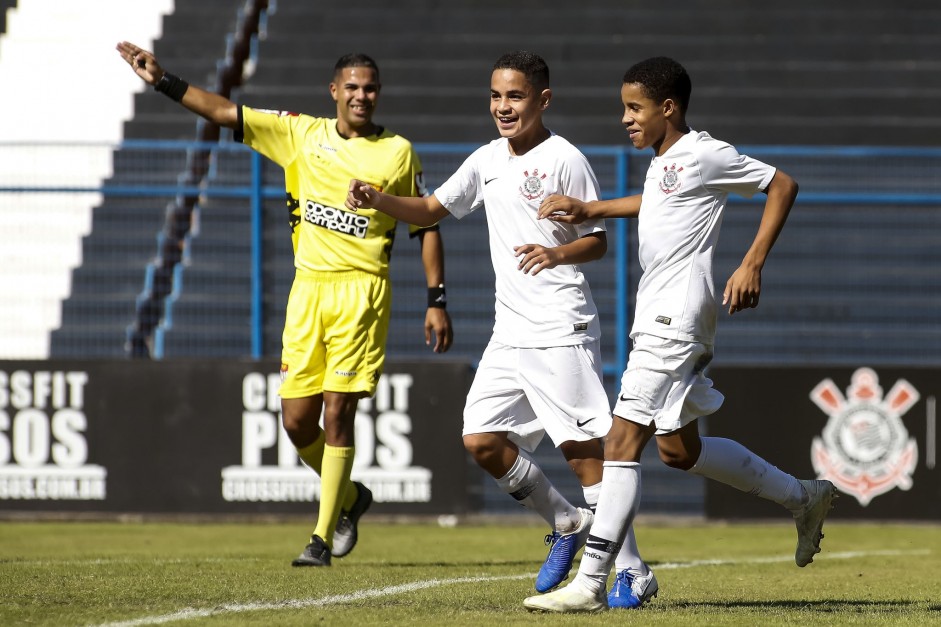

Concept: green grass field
[[1, 519, 939, 626]]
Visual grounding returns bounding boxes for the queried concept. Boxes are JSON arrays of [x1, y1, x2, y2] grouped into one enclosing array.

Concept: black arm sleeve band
[[154, 72, 189, 102], [427, 285, 447, 309]]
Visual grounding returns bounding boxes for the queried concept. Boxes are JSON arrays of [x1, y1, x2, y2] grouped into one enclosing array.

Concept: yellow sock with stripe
[[313, 444, 355, 548], [296, 434, 358, 511]]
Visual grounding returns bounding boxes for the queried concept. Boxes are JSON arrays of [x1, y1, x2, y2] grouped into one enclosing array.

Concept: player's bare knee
[[462, 433, 501, 463], [658, 448, 697, 470]]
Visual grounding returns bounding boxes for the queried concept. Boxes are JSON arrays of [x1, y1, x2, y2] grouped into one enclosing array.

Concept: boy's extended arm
[[347, 179, 450, 226], [723, 170, 799, 314], [537, 194, 642, 223], [515, 232, 607, 276]]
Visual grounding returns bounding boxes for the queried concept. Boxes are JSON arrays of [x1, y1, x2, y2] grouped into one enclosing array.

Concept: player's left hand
[[116, 41, 163, 86], [537, 194, 589, 223], [346, 179, 380, 211], [514, 243, 561, 275], [424, 307, 453, 353], [723, 264, 762, 314]]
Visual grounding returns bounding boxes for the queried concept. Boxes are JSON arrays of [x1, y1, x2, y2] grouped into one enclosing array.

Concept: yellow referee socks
[[296, 434, 359, 512], [313, 444, 355, 548], [296, 431, 326, 474]]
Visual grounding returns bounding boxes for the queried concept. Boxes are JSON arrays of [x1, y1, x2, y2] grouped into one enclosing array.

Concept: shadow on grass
[[667, 600, 940, 612], [357, 560, 538, 569]]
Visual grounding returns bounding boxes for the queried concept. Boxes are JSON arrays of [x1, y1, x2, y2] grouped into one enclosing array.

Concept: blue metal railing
[[3, 141, 941, 366]]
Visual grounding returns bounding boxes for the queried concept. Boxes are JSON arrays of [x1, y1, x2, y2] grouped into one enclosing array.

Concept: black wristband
[[427, 285, 447, 309], [154, 72, 189, 102]]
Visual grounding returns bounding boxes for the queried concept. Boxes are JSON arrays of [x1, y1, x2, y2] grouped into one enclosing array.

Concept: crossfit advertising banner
[[0, 360, 473, 516], [704, 366, 940, 520]]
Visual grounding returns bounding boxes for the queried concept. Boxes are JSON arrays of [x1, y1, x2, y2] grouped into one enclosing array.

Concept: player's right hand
[[537, 194, 589, 223], [346, 179, 380, 211], [116, 41, 163, 86]]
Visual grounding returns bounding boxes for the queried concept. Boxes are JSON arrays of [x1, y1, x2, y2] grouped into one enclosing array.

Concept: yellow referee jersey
[[237, 106, 427, 276]]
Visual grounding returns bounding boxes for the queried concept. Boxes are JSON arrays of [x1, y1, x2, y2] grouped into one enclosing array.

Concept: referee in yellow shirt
[[117, 42, 453, 566]]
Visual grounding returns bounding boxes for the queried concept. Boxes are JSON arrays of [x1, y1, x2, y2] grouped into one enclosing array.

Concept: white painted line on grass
[[91, 574, 532, 627], [89, 549, 929, 627], [653, 548, 930, 570]]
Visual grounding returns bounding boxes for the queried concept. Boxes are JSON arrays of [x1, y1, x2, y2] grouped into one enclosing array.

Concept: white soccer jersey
[[632, 130, 776, 345], [434, 134, 605, 348]]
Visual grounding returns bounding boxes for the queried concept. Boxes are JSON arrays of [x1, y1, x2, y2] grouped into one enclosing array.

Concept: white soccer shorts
[[462, 340, 612, 452], [613, 333, 725, 435]]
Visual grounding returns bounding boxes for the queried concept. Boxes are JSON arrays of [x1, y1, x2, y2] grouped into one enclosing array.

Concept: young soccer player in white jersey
[[347, 51, 652, 602], [116, 42, 453, 567], [523, 57, 837, 613]]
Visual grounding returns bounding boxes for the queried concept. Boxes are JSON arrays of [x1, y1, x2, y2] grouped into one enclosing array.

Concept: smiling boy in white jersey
[[523, 57, 836, 613], [347, 51, 653, 601]]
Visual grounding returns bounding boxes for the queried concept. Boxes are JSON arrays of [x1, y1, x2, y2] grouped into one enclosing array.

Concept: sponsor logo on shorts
[[335, 369, 357, 378], [573, 322, 588, 332], [304, 200, 370, 238], [809, 367, 919, 506], [576, 418, 595, 428], [655, 315, 672, 325]]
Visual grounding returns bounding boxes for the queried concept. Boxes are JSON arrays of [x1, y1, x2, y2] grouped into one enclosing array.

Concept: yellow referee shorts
[[279, 269, 391, 399]]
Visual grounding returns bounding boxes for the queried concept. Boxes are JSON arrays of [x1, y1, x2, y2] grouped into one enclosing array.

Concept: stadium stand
[[40, 0, 941, 364], [0, 0, 172, 357], [49, 0, 255, 357]]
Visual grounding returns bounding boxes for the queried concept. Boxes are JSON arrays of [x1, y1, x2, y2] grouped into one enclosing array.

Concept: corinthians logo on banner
[[809, 367, 919, 506]]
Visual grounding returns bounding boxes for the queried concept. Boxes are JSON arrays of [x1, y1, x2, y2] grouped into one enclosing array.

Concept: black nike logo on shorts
[[576, 418, 595, 427]]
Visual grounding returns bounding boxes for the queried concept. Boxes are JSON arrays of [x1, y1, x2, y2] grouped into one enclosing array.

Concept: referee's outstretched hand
[[116, 41, 163, 86]]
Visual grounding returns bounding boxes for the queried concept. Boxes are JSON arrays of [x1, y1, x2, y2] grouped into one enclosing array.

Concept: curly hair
[[623, 57, 691, 111]]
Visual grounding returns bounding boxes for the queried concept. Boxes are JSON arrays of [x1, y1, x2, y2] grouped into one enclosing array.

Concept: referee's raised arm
[[116, 41, 238, 129]]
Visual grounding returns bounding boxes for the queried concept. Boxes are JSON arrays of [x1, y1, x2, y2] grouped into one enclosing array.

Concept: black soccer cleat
[[292, 534, 331, 567]]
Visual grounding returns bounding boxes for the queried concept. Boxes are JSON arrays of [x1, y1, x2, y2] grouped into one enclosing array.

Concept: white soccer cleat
[[524, 580, 607, 613], [794, 479, 837, 567]]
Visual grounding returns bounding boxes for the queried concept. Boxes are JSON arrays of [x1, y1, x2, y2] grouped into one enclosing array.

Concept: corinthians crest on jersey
[[809, 367, 919, 506], [519, 168, 548, 201], [659, 163, 684, 194]]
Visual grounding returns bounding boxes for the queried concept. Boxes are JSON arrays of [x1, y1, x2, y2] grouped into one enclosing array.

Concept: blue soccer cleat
[[535, 508, 593, 592], [607, 567, 658, 609]]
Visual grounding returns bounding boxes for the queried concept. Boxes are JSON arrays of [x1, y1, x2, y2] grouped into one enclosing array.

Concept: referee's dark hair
[[334, 53, 380, 82]]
